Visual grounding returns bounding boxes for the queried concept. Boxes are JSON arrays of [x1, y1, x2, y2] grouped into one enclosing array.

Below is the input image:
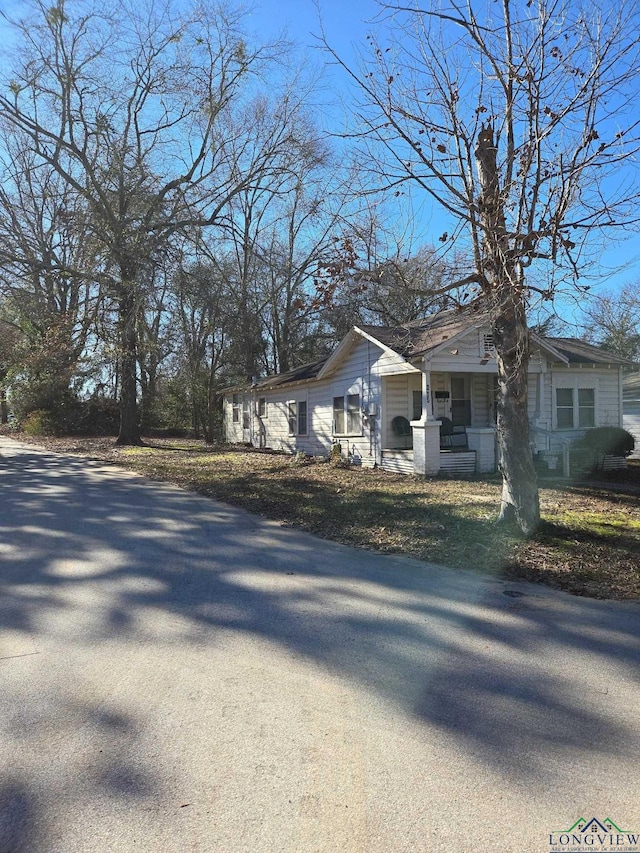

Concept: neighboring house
[[223, 307, 635, 477], [623, 372, 640, 459]]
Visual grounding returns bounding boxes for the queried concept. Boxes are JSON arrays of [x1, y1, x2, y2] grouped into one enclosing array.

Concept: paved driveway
[[1, 436, 639, 852]]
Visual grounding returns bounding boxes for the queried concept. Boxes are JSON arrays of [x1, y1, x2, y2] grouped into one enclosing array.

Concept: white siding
[[471, 374, 492, 426], [384, 375, 411, 447], [545, 367, 622, 452], [222, 332, 625, 475], [623, 401, 640, 458], [224, 337, 407, 465], [223, 392, 250, 444]]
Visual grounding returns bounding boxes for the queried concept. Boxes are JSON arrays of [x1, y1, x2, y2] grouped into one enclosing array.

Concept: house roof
[[544, 337, 638, 366], [224, 307, 635, 394], [357, 306, 487, 359], [252, 358, 328, 391]]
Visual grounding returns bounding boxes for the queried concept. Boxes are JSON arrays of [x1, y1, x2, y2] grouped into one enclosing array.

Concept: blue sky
[[1, 0, 638, 321], [244, 0, 640, 321]]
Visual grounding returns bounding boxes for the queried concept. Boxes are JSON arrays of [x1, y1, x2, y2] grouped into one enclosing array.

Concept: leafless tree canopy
[[329, 0, 640, 298]]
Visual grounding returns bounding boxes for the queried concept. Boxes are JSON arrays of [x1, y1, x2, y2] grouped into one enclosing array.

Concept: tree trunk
[[475, 124, 540, 533], [491, 289, 540, 534], [0, 386, 8, 424], [116, 286, 142, 445]]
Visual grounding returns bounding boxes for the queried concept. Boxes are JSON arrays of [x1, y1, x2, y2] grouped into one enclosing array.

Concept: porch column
[[466, 427, 496, 473], [410, 420, 441, 476], [412, 360, 440, 475], [422, 362, 438, 421]]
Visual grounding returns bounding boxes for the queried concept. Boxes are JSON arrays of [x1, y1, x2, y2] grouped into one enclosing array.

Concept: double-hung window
[[258, 397, 267, 418], [555, 386, 596, 429], [242, 397, 250, 429], [232, 394, 240, 424], [287, 399, 307, 435], [333, 392, 361, 436]]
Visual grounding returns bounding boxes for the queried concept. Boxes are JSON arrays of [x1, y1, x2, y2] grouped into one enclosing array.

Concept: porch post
[[422, 363, 438, 421], [411, 358, 440, 476]]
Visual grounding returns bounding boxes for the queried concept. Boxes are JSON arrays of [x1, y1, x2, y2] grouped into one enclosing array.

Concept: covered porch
[[380, 369, 497, 476]]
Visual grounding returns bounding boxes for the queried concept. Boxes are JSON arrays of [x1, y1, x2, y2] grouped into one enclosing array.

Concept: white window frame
[[232, 393, 240, 424], [286, 395, 308, 436], [332, 384, 362, 437], [258, 397, 268, 418], [553, 378, 598, 430]]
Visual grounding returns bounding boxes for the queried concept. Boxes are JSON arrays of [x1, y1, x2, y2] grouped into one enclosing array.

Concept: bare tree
[[0, 138, 100, 413], [580, 284, 640, 362], [322, 0, 640, 532], [0, 0, 306, 443], [169, 255, 236, 441]]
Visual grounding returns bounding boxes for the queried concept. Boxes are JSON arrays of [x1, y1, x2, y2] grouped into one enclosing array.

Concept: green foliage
[[22, 409, 54, 436], [573, 426, 635, 457], [571, 427, 635, 473], [77, 397, 120, 435], [15, 394, 119, 436]]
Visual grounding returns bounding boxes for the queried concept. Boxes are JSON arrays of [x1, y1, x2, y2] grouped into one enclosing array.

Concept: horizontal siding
[[384, 375, 410, 447], [428, 326, 543, 373], [472, 374, 491, 426], [223, 341, 625, 475], [547, 368, 622, 453]]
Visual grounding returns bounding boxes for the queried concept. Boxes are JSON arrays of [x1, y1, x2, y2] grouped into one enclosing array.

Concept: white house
[[223, 307, 635, 476], [623, 372, 640, 459]]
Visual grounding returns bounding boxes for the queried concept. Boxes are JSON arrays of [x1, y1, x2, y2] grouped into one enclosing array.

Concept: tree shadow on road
[[1, 447, 639, 847]]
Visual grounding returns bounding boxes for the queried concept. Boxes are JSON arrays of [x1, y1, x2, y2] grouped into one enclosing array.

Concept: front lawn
[[11, 434, 640, 600]]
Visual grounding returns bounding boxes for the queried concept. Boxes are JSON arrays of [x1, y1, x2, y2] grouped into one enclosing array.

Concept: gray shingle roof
[[545, 338, 638, 366], [252, 358, 328, 390], [358, 305, 488, 358]]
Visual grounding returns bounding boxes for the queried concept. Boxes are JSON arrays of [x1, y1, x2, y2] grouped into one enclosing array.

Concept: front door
[[450, 376, 472, 427]]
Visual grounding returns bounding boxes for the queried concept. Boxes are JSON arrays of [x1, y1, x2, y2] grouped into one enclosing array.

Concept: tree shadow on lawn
[[188, 471, 522, 572], [1, 447, 640, 845]]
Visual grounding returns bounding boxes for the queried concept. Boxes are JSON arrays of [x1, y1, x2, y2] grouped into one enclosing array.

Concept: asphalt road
[[1, 436, 639, 853]]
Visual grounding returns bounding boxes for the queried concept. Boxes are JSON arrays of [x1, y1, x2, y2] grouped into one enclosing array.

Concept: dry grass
[[11, 433, 640, 600]]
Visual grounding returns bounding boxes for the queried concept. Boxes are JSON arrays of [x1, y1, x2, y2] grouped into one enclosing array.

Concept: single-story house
[[223, 307, 636, 476], [623, 372, 640, 459]]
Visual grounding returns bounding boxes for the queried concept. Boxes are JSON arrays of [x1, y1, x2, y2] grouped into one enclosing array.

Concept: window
[[578, 388, 595, 428], [482, 333, 495, 353], [242, 397, 250, 429], [556, 388, 574, 428], [450, 376, 472, 427], [258, 397, 267, 418], [555, 386, 596, 429], [232, 393, 240, 424], [287, 399, 307, 435], [412, 390, 422, 421], [347, 394, 360, 433], [333, 393, 361, 435], [298, 400, 307, 435], [288, 401, 297, 435], [333, 397, 345, 434]]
